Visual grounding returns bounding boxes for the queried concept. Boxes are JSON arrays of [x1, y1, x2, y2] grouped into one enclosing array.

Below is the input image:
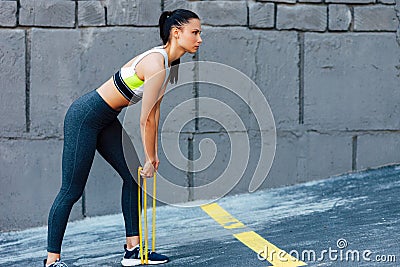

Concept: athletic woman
[[44, 9, 202, 267]]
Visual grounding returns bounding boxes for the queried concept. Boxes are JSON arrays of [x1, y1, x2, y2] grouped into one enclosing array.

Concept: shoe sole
[[121, 258, 168, 266]]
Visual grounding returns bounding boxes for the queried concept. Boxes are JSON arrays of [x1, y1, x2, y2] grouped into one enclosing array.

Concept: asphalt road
[[1, 165, 399, 266]]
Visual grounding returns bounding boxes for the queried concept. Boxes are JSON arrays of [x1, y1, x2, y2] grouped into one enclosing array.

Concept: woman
[[44, 9, 202, 267]]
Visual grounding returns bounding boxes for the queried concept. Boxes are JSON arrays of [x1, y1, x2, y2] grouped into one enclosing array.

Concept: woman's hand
[[154, 155, 160, 171], [140, 161, 155, 178]]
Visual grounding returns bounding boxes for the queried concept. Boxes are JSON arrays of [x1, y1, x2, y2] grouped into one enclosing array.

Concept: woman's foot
[[43, 258, 68, 267], [121, 244, 169, 266]]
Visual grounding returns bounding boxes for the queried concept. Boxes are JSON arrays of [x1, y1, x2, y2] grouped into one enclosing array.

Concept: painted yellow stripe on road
[[201, 203, 306, 267], [201, 203, 245, 229]]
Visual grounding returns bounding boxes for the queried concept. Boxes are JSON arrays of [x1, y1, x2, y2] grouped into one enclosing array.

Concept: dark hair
[[159, 9, 200, 84]]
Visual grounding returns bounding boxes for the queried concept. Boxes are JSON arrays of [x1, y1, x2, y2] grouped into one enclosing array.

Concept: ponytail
[[159, 11, 173, 45], [158, 9, 199, 84]]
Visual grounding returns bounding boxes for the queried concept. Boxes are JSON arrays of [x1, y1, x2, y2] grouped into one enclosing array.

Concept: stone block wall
[[0, 0, 399, 230]]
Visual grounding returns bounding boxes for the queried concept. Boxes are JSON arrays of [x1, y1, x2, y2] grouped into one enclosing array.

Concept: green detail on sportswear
[[123, 73, 144, 90]]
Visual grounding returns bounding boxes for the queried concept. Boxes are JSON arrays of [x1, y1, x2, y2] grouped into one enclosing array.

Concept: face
[[173, 18, 202, 54]]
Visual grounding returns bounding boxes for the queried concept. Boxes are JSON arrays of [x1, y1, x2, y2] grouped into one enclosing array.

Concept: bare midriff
[[96, 78, 130, 112]]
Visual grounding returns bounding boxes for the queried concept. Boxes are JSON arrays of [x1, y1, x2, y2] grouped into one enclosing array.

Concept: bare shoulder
[[137, 52, 164, 71], [137, 52, 165, 76]]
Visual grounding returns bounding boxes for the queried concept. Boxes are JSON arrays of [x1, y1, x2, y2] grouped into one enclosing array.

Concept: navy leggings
[[47, 89, 140, 254]]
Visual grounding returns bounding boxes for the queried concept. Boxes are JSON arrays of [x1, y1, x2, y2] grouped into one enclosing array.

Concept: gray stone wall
[[0, 0, 399, 230]]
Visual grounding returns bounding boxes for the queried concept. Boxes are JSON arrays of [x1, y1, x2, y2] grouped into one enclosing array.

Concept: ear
[[171, 27, 180, 39]]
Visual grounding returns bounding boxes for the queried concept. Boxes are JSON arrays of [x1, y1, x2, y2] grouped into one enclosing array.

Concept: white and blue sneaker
[[43, 259, 68, 267], [121, 244, 169, 266]]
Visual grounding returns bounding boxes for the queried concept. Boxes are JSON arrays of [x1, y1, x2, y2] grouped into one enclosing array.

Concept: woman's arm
[[154, 96, 163, 170], [139, 56, 167, 177], [154, 77, 169, 170]]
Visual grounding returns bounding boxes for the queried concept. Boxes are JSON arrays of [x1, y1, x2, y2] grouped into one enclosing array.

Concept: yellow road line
[[201, 202, 245, 229], [201, 203, 306, 267]]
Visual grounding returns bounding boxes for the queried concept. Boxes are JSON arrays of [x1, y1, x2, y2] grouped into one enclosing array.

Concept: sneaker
[[121, 244, 169, 266], [43, 259, 68, 267]]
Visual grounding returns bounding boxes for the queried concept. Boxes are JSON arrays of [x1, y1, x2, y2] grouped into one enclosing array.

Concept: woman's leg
[[96, 118, 141, 248], [46, 99, 101, 263], [96, 116, 169, 265]]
